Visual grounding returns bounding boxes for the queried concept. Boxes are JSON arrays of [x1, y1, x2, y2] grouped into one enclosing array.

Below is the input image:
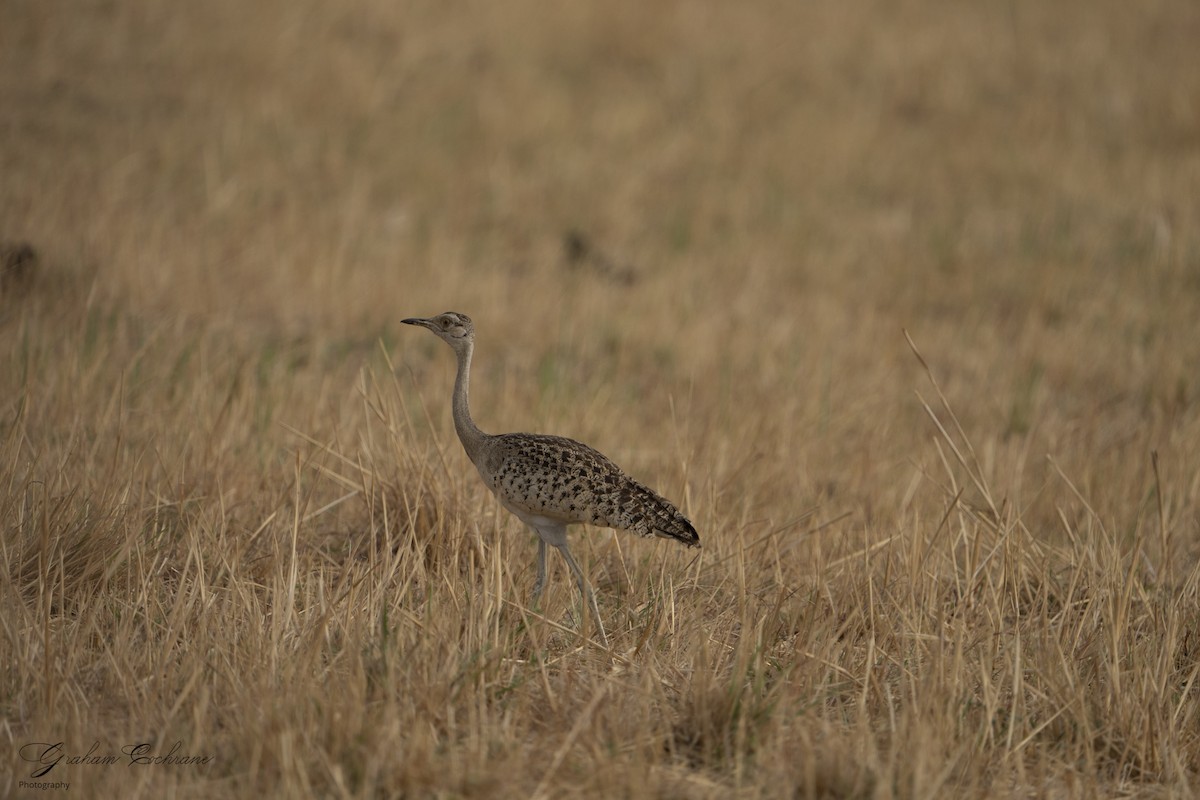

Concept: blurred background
[[4, 0, 1199, 530], [5, 0, 1199, 511]]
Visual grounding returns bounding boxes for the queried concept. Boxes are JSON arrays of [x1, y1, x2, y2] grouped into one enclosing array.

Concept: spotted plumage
[[402, 311, 700, 647], [482, 433, 700, 545]]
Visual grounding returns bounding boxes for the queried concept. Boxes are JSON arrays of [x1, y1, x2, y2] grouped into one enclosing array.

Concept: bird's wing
[[483, 433, 700, 547]]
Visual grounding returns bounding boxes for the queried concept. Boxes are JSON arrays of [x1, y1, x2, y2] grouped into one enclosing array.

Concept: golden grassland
[[3, 1, 1200, 796]]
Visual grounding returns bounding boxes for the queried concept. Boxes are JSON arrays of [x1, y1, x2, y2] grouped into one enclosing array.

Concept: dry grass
[[3, 0, 1200, 796]]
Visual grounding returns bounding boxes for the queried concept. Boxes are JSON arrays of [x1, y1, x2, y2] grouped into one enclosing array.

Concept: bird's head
[[401, 312, 475, 351]]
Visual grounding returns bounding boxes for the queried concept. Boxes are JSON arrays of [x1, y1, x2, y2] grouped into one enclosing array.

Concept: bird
[[401, 312, 700, 647]]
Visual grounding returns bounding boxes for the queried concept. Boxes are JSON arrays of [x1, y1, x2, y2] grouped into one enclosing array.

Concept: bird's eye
[[441, 318, 451, 328]]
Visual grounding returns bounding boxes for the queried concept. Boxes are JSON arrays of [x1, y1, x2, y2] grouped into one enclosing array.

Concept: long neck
[[451, 340, 487, 459]]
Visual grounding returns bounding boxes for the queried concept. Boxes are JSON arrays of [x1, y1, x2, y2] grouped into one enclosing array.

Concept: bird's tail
[[626, 480, 701, 548]]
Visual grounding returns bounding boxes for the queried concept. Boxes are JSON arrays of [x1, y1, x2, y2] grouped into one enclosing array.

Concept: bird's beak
[[401, 317, 431, 328]]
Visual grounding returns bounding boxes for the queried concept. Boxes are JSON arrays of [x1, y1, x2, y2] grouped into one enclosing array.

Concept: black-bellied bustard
[[401, 312, 700, 647]]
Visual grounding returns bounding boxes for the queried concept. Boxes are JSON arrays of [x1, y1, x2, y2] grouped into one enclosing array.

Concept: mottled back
[[477, 433, 700, 547]]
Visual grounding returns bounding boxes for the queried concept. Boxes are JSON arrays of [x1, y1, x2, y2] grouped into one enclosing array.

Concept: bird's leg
[[556, 543, 609, 648], [531, 538, 548, 603]]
